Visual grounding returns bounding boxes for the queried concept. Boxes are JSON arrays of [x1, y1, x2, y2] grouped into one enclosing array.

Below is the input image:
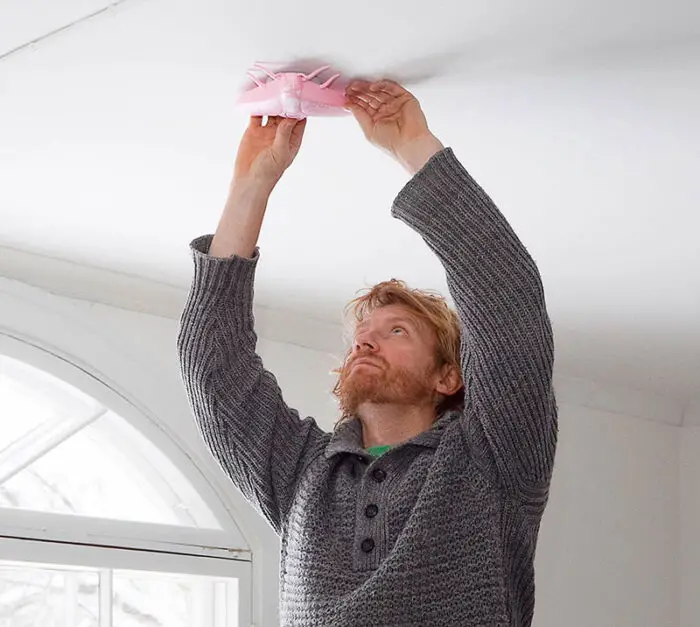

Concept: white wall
[[681, 428, 700, 627], [0, 276, 688, 627], [535, 404, 679, 627]]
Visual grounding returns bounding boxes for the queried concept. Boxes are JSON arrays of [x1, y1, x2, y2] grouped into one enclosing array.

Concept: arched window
[[0, 353, 219, 528], [0, 349, 252, 626]]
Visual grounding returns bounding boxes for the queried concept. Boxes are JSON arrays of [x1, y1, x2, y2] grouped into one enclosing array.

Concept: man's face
[[336, 304, 444, 416]]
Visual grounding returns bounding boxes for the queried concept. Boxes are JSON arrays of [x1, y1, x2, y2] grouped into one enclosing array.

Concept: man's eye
[[391, 327, 405, 335]]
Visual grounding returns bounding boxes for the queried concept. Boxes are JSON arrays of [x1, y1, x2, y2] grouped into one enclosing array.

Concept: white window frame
[[0, 540, 250, 627], [0, 333, 254, 626]]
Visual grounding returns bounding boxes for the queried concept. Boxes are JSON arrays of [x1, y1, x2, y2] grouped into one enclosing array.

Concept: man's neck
[[358, 402, 437, 448]]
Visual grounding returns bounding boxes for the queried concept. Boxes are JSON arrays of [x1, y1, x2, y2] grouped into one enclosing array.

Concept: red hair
[[332, 279, 464, 417]]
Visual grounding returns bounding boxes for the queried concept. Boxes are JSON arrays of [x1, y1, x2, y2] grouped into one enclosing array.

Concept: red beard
[[336, 355, 437, 416]]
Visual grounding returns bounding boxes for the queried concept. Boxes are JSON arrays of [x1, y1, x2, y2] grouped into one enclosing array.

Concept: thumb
[[347, 103, 373, 138], [273, 117, 299, 151]]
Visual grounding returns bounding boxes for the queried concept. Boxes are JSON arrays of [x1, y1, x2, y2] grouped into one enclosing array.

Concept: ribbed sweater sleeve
[[176, 235, 326, 534], [392, 148, 558, 495]]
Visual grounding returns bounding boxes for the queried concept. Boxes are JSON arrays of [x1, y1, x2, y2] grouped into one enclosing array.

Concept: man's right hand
[[210, 116, 306, 260], [233, 116, 307, 191]]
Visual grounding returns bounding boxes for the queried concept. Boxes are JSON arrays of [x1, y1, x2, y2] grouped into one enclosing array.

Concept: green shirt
[[365, 444, 392, 458]]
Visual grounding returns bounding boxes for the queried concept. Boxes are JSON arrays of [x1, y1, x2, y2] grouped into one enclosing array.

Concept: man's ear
[[435, 364, 463, 397]]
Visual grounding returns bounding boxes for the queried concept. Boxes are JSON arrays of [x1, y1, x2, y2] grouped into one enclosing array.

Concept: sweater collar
[[324, 410, 459, 459]]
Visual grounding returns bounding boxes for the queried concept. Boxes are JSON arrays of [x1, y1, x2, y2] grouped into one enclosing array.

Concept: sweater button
[[372, 468, 387, 482], [360, 538, 375, 553], [365, 504, 379, 518]]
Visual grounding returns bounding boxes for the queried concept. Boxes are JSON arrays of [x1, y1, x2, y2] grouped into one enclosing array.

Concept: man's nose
[[353, 332, 378, 353]]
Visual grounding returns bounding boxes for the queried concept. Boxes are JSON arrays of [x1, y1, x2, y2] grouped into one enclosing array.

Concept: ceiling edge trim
[[0, 244, 689, 426]]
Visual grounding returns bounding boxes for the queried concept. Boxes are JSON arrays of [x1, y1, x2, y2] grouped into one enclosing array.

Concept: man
[[177, 79, 558, 626]]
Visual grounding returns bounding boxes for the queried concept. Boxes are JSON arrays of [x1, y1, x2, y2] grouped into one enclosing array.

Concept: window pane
[[0, 354, 98, 451], [0, 560, 239, 627], [0, 356, 221, 528], [0, 412, 219, 527], [1, 416, 169, 523], [112, 570, 238, 627], [0, 562, 98, 627]]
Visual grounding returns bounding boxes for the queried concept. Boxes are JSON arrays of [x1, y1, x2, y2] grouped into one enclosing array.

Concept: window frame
[[0, 333, 253, 625]]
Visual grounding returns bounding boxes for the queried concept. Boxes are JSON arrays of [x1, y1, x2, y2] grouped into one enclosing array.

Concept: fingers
[[289, 117, 308, 148], [347, 79, 411, 99], [347, 89, 407, 123], [346, 92, 377, 114], [346, 99, 372, 120], [346, 82, 383, 110], [273, 117, 306, 152], [346, 79, 414, 121], [370, 79, 409, 97], [291, 117, 307, 139], [250, 116, 282, 128], [348, 91, 383, 111], [345, 100, 373, 137], [275, 117, 297, 142]]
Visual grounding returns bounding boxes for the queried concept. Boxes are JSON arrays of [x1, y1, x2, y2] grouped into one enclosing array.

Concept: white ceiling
[[1, 0, 699, 407]]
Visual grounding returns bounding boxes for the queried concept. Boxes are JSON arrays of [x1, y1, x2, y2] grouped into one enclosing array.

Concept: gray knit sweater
[[177, 148, 558, 627]]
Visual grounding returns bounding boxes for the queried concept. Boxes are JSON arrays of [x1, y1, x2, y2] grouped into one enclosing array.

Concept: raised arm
[[177, 117, 327, 533], [346, 82, 558, 496]]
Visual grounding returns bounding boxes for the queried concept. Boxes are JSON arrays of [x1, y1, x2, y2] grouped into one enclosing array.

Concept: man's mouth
[[351, 358, 382, 370]]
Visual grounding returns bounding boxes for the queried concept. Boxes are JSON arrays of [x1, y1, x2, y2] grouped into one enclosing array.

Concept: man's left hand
[[345, 79, 445, 175]]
